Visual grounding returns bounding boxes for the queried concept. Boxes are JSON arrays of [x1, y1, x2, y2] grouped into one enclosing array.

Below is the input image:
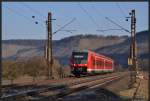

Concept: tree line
[[2, 57, 70, 85]]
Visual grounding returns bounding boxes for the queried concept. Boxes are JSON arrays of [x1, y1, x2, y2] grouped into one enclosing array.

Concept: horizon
[[2, 29, 147, 41]]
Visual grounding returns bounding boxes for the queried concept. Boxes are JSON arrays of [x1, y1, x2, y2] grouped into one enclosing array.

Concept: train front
[[70, 51, 88, 77]]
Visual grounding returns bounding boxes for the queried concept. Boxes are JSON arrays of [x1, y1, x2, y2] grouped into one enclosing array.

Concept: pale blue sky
[[2, 2, 148, 40]]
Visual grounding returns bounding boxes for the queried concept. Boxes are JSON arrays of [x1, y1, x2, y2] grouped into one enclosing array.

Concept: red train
[[70, 50, 114, 77]]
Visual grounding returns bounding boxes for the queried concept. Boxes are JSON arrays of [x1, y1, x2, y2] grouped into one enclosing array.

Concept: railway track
[[44, 73, 126, 99], [2, 72, 119, 93], [1, 72, 129, 100]]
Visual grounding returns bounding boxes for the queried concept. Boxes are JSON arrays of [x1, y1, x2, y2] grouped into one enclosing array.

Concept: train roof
[[72, 49, 114, 61], [72, 49, 88, 53], [88, 50, 114, 61]]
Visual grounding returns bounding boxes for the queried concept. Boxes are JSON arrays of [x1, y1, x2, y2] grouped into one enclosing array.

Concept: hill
[[2, 34, 127, 60], [95, 30, 148, 67], [2, 30, 148, 68]]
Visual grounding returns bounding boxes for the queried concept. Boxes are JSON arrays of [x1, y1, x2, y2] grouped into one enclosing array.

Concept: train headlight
[[84, 64, 87, 66]]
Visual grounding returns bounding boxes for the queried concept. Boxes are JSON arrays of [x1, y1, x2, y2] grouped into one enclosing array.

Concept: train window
[[101, 61, 103, 66], [97, 60, 100, 66], [72, 52, 88, 64], [93, 59, 95, 66], [105, 62, 112, 67], [105, 61, 110, 67], [105, 62, 107, 67], [93, 59, 100, 67], [94, 60, 103, 67], [96, 60, 98, 66], [98, 60, 102, 66]]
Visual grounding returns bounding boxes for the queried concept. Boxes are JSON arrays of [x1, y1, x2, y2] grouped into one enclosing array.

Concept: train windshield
[[72, 52, 88, 64]]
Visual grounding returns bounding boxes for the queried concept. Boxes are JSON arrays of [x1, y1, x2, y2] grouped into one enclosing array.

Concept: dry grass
[[2, 75, 46, 85], [119, 71, 148, 100]]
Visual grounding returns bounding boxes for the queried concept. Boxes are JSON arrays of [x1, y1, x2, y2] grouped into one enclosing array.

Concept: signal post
[[45, 12, 55, 79], [127, 10, 138, 88]]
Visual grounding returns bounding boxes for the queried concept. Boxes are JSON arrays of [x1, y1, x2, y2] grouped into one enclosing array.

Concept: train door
[[104, 59, 106, 71], [87, 52, 93, 73], [94, 57, 97, 72]]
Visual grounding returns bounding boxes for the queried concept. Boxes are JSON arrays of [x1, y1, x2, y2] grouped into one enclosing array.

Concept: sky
[[2, 2, 148, 40]]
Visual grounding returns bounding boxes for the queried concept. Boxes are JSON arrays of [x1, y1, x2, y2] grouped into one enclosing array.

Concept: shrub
[[2, 60, 22, 84]]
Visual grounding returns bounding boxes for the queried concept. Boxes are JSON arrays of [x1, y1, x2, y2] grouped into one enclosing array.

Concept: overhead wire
[[91, 5, 130, 34], [115, 2, 130, 34], [5, 6, 45, 27], [75, 18, 87, 34], [23, 3, 78, 33], [59, 30, 77, 33], [115, 2, 127, 18], [6, 6, 35, 23], [5, 3, 130, 37], [21, 3, 47, 20], [53, 18, 76, 35], [91, 5, 127, 35], [91, 5, 105, 18], [77, 3, 100, 30], [55, 22, 77, 34], [90, 5, 107, 34], [20, 2, 50, 28], [6, 5, 76, 37], [4, 6, 46, 40], [97, 28, 124, 32], [77, 3, 106, 35], [21, 3, 78, 34], [105, 17, 130, 33]]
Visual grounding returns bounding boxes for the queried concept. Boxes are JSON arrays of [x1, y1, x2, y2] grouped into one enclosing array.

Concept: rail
[[1, 72, 128, 100]]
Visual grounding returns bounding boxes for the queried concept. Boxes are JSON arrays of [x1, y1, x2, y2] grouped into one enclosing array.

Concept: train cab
[[70, 51, 88, 76]]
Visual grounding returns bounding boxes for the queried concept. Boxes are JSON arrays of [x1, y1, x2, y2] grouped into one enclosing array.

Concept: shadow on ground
[[2, 86, 133, 101], [56, 87, 131, 101]]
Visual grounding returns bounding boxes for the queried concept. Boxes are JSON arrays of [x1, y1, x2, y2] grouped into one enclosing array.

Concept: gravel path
[[119, 71, 148, 101], [133, 71, 148, 101]]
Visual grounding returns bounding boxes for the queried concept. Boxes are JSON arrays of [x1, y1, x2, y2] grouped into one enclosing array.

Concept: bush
[[138, 59, 148, 71], [2, 60, 22, 84], [114, 63, 125, 72], [24, 57, 64, 80], [24, 57, 47, 81], [2, 57, 67, 84]]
